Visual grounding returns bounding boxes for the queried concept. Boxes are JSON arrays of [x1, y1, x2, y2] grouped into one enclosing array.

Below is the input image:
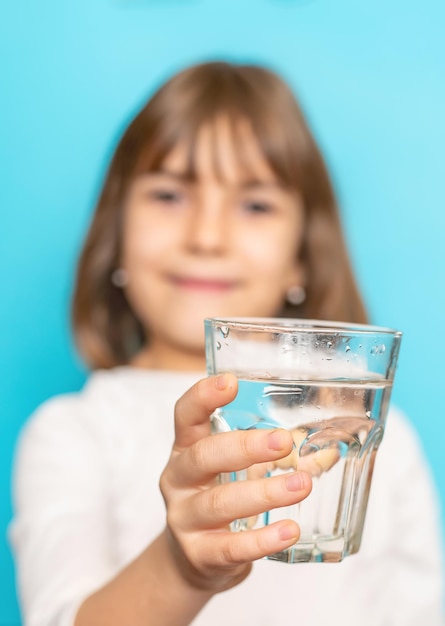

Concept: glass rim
[[204, 317, 402, 338]]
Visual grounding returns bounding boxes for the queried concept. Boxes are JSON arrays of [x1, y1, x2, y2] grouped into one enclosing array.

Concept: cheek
[[121, 210, 171, 270], [240, 225, 301, 277]]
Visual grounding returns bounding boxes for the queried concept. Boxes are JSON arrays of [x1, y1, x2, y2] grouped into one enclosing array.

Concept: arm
[[74, 530, 213, 626], [75, 373, 311, 625], [12, 374, 311, 626]]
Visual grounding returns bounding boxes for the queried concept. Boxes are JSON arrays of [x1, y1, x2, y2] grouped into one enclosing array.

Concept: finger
[[168, 428, 294, 487], [191, 519, 302, 567], [177, 470, 312, 530], [297, 448, 340, 476], [173, 374, 238, 450], [273, 428, 306, 470]]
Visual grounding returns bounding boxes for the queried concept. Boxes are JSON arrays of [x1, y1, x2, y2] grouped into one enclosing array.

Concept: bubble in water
[[327, 341, 333, 349], [345, 345, 351, 353], [219, 325, 230, 338], [216, 341, 221, 350]]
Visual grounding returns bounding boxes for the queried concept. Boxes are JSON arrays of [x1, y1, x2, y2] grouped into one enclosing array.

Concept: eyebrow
[[240, 179, 283, 191], [142, 168, 284, 191], [143, 167, 194, 182]]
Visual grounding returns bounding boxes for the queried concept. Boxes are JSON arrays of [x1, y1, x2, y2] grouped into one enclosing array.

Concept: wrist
[[162, 527, 251, 595], [149, 530, 215, 607]]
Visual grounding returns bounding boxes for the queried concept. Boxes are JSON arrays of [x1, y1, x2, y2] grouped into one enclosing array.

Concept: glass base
[[266, 536, 354, 564]]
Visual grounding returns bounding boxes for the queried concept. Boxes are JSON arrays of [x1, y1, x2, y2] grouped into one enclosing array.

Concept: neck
[[130, 343, 207, 372]]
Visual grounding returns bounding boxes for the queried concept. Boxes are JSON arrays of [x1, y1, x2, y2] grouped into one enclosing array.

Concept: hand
[[159, 374, 312, 594], [272, 428, 341, 476]]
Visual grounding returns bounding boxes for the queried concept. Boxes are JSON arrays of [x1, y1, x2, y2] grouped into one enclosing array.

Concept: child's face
[[121, 116, 305, 368]]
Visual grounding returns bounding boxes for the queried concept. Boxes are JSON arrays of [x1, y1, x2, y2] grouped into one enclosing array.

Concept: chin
[[173, 320, 206, 351]]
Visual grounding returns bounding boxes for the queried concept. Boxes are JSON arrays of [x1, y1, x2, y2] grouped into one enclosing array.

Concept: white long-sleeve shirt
[[9, 367, 444, 626]]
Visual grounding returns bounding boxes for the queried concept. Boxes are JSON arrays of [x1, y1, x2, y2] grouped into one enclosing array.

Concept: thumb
[[173, 373, 238, 450]]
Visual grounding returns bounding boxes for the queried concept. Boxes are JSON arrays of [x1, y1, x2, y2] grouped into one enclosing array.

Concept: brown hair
[[72, 60, 368, 369]]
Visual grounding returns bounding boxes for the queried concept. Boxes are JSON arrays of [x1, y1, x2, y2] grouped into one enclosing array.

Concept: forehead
[[162, 116, 277, 184]]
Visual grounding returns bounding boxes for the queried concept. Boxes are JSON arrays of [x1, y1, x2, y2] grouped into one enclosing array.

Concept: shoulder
[[15, 367, 203, 455], [23, 368, 199, 421], [376, 405, 430, 477], [80, 367, 202, 406], [380, 405, 428, 467], [385, 405, 418, 436], [373, 405, 439, 505]]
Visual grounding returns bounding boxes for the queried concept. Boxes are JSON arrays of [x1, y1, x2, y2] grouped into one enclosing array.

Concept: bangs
[[130, 63, 313, 190]]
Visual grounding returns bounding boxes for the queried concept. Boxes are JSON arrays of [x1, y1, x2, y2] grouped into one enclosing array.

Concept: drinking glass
[[205, 317, 402, 563]]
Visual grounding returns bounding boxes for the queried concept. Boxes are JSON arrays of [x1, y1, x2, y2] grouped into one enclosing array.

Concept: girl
[[10, 61, 443, 626]]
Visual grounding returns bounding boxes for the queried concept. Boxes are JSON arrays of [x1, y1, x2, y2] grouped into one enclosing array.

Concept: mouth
[[171, 275, 238, 292]]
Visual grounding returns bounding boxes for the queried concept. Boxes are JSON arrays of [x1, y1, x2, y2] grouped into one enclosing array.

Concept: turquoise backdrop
[[1, 1, 444, 623]]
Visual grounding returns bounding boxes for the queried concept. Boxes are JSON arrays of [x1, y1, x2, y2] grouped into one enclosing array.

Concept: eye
[[243, 200, 274, 214], [149, 188, 183, 204]]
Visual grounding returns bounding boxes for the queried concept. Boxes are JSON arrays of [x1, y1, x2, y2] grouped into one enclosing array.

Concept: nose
[[185, 189, 229, 255]]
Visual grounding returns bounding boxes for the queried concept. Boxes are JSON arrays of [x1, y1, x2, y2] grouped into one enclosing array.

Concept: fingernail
[[279, 524, 298, 542], [215, 374, 229, 390], [268, 429, 288, 451], [285, 472, 307, 492]]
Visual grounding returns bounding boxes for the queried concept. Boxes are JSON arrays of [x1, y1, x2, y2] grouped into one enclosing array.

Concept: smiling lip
[[172, 276, 237, 292]]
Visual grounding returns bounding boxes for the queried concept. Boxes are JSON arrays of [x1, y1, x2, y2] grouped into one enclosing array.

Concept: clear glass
[[205, 317, 402, 563]]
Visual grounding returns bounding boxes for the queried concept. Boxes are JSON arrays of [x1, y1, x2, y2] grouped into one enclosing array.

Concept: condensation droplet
[[371, 344, 386, 355], [345, 345, 351, 353], [365, 410, 372, 418], [327, 341, 333, 349], [216, 341, 221, 350], [219, 325, 230, 338]]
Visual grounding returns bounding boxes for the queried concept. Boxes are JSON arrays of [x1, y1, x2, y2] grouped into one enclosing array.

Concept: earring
[[286, 285, 306, 306], [111, 268, 128, 288]]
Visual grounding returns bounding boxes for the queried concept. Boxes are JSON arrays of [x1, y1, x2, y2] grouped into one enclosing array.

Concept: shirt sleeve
[[9, 395, 118, 626], [376, 409, 444, 625]]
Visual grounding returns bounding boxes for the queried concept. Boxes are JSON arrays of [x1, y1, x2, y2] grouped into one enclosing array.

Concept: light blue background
[[1, 1, 444, 623]]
